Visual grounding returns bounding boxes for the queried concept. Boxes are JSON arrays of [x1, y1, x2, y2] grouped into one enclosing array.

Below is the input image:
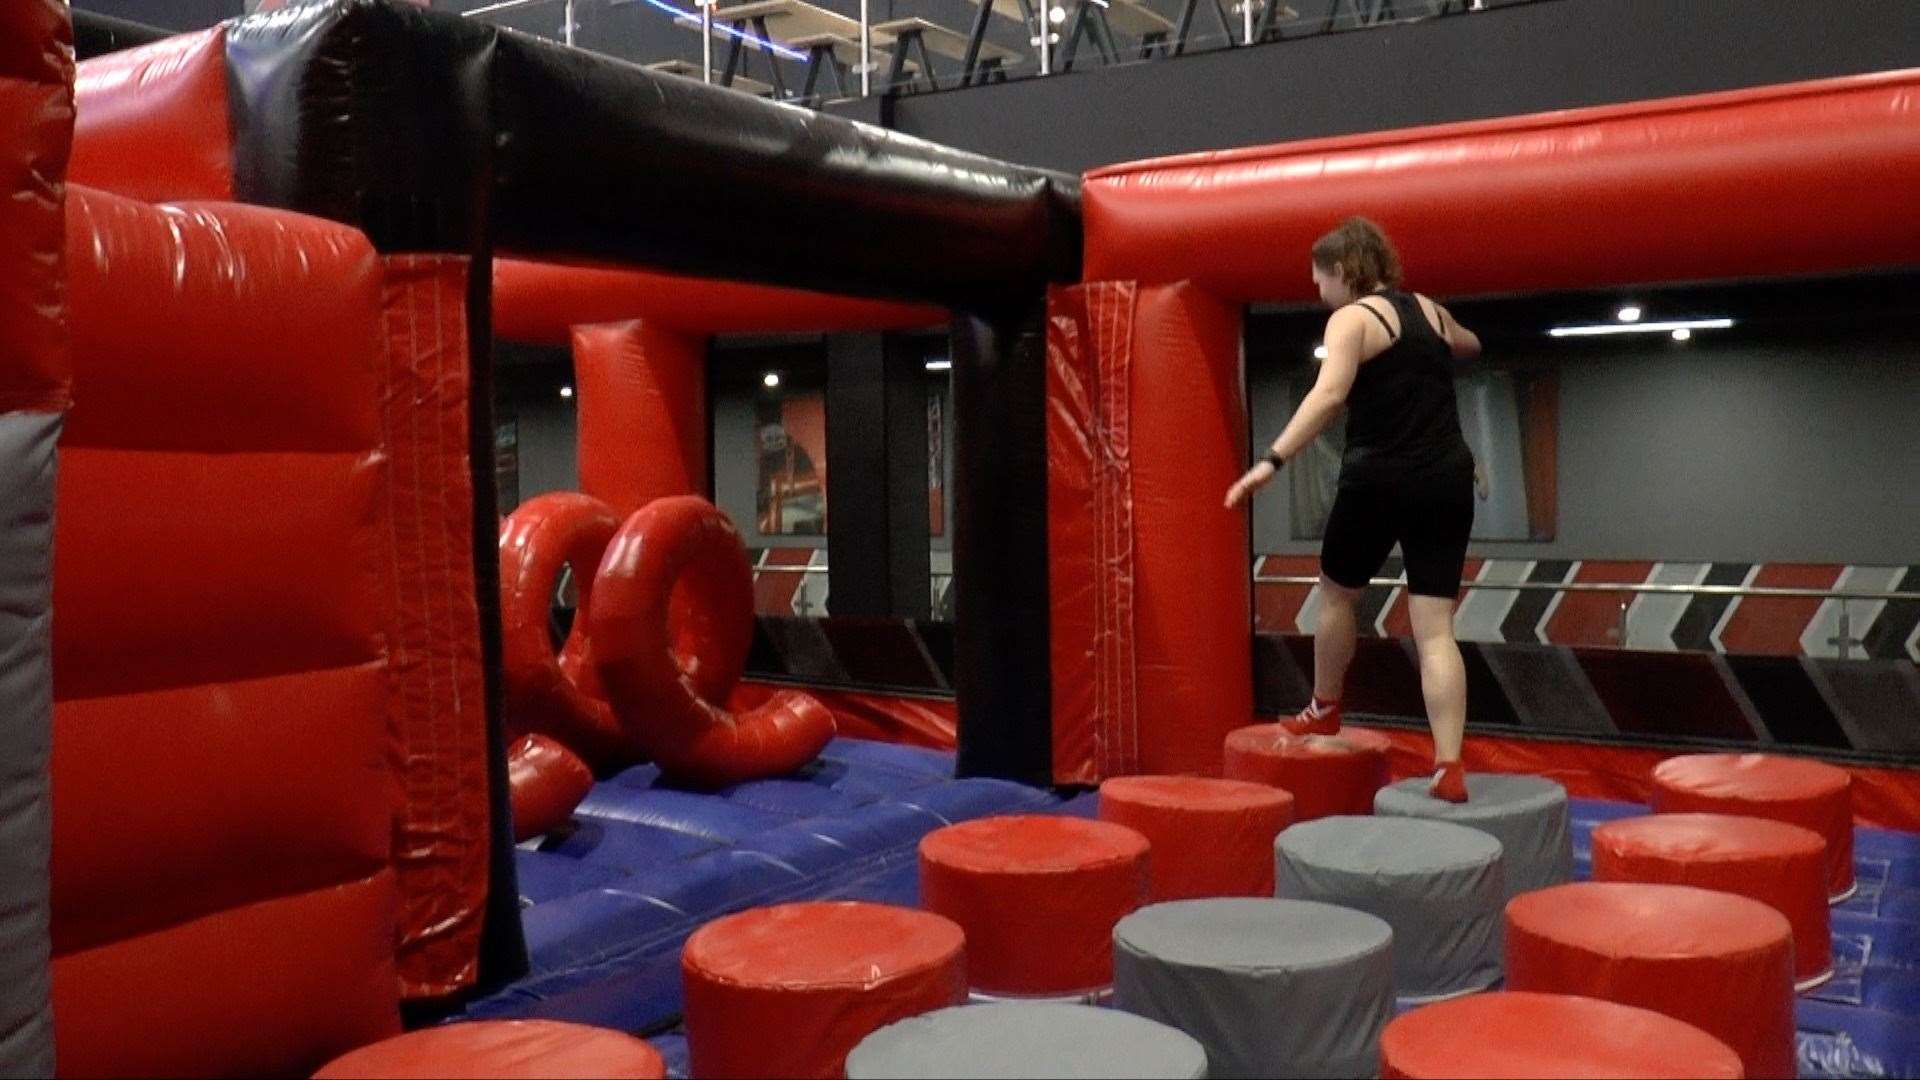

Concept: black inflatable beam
[[218, 0, 1081, 310], [72, 11, 173, 59]]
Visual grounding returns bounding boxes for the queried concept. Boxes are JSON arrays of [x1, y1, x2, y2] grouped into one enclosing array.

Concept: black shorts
[[1321, 475, 1474, 598]]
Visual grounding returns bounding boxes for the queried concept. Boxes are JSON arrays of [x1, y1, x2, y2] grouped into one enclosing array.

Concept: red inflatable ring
[[590, 496, 834, 788], [498, 493, 632, 770]]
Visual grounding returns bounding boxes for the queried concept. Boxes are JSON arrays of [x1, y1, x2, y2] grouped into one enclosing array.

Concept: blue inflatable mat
[[460, 738, 1064, 1034]]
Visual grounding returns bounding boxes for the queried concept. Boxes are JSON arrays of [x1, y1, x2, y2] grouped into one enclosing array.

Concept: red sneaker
[[1428, 761, 1469, 803], [1280, 697, 1341, 737]]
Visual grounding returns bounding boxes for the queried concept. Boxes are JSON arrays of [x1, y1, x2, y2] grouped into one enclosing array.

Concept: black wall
[[873, 0, 1920, 172]]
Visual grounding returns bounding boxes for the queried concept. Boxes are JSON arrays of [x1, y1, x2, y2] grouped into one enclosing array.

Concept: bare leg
[[1407, 594, 1466, 761], [1314, 577, 1362, 702]]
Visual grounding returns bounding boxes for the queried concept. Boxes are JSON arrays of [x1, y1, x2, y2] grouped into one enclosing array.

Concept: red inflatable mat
[[1593, 813, 1831, 988], [1222, 725, 1391, 821], [1506, 882, 1794, 1080], [682, 901, 965, 1079], [920, 815, 1148, 995], [313, 1020, 665, 1079], [1381, 991, 1743, 1079], [1099, 775, 1293, 900], [1652, 752, 1855, 900]]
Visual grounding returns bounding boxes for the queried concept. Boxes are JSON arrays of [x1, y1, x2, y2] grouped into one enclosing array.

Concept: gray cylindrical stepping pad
[[1374, 773, 1571, 900], [1113, 898, 1392, 1079], [847, 1002, 1209, 1079], [1276, 816, 1504, 1001]]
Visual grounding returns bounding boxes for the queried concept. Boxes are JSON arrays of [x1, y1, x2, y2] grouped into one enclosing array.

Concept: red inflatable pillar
[[574, 320, 707, 518], [1048, 282, 1251, 782]]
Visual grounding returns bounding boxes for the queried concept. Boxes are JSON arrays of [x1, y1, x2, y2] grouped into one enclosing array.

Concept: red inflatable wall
[[0, 4, 73, 1074], [1047, 282, 1251, 782], [1084, 70, 1920, 302], [52, 187, 402, 1077], [378, 255, 493, 995], [70, 39, 497, 1002], [70, 29, 231, 202], [1067, 70, 1920, 787], [575, 320, 707, 518]]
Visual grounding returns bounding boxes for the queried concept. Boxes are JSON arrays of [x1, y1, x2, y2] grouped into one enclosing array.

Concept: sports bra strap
[[1349, 298, 1398, 341]]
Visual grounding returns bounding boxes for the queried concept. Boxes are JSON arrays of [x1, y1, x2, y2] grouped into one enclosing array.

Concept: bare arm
[[1225, 307, 1365, 508], [1433, 299, 1481, 360]]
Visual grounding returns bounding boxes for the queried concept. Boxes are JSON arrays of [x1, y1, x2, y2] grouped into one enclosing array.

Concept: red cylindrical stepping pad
[[1506, 882, 1794, 1080], [1651, 752, 1854, 900], [1099, 775, 1294, 901], [1594, 813, 1832, 988], [919, 815, 1149, 995], [313, 1020, 666, 1079], [1381, 991, 1744, 1079], [682, 901, 966, 1079], [1222, 725, 1391, 821]]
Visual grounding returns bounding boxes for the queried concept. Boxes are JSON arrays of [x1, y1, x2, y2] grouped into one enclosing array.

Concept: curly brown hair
[[1311, 217, 1403, 293]]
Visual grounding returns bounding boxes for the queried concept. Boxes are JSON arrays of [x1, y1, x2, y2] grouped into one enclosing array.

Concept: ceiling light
[[559, 385, 574, 399], [1548, 318, 1732, 338], [1313, 344, 1328, 360], [763, 372, 782, 388], [925, 359, 952, 371], [1616, 305, 1643, 323], [1671, 328, 1692, 342]]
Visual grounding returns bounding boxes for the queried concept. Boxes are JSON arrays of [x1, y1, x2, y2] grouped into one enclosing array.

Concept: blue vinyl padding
[[471, 741, 1920, 1079], [460, 738, 1063, 1034]]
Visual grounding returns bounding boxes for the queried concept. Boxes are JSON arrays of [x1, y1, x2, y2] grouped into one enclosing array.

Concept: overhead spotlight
[[559, 385, 574, 399], [925, 359, 953, 371], [763, 371, 782, 389], [1671, 328, 1692, 342], [1313, 344, 1328, 360], [1616, 305, 1643, 323], [1050, 5, 1068, 23]]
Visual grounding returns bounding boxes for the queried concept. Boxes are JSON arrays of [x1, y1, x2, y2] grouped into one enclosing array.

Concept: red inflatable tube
[[493, 258, 945, 344], [590, 496, 835, 788], [507, 734, 596, 843], [499, 493, 635, 771]]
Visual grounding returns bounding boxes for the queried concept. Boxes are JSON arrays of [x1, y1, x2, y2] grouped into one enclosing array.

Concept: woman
[[1225, 218, 1481, 803]]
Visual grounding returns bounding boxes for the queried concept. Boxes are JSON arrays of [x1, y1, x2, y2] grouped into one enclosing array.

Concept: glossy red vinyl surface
[[1223, 725, 1393, 821], [1506, 882, 1795, 1080], [63, 190, 384, 452], [507, 734, 596, 843], [316, 1020, 667, 1080], [574, 321, 706, 518], [918, 815, 1148, 995], [590, 497, 835, 788], [1084, 71, 1920, 302], [70, 28, 233, 203], [50, 188, 407, 1072], [0, 0, 72, 414], [379, 254, 492, 997], [1652, 753, 1855, 897], [52, 873, 402, 1080], [51, 663, 392, 955], [1381, 992, 1744, 1080], [1099, 775, 1294, 900], [1593, 813, 1831, 982], [493, 258, 943, 343], [682, 901, 965, 1080], [499, 493, 632, 770]]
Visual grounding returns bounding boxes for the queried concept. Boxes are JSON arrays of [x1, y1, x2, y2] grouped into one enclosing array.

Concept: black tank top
[[1338, 289, 1473, 490]]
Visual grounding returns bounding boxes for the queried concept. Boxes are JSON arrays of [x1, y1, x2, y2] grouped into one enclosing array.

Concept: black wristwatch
[[1263, 450, 1286, 470]]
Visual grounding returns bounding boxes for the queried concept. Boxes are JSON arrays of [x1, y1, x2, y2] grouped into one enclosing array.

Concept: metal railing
[[459, 0, 1526, 110], [1251, 573, 1920, 660], [751, 563, 1917, 658]]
